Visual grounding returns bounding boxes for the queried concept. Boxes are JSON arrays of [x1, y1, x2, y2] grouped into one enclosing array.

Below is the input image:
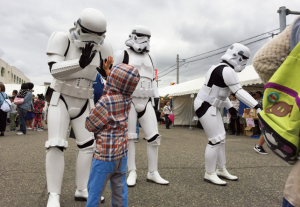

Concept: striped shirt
[[85, 64, 140, 161]]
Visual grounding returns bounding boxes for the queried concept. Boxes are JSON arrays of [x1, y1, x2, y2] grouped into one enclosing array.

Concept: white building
[[0, 58, 30, 84]]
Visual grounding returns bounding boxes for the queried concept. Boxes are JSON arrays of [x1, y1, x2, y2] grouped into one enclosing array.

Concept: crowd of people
[[227, 91, 268, 155], [0, 82, 48, 136]]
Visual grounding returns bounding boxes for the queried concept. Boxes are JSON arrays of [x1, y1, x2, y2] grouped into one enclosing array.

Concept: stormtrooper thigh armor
[[127, 99, 168, 186], [46, 93, 94, 195]]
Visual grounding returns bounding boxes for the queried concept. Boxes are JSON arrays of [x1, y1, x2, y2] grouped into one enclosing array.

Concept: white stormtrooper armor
[[194, 43, 261, 186], [113, 25, 169, 187], [45, 8, 112, 207]]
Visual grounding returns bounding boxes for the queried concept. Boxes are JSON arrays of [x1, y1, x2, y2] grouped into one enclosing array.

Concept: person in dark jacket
[[0, 83, 9, 136], [17, 82, 34, 135]]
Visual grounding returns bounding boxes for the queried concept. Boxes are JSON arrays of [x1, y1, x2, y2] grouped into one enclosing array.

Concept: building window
[[1, 68, 4, 77], [14, 75, 16, 83]]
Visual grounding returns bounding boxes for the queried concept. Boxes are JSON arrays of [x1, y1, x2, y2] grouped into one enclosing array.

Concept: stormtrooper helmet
[[70, 8, 107, 46], [125, 25, 151, 53], [221, 43, 250, 72]]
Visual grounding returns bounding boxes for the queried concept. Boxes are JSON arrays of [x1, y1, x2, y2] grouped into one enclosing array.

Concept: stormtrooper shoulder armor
[[46, 32, 69, 57], [223, 67, 239, 86], [100, 40, 113, 60], [148, 53, 156, 69], [113, 50, 127, 65]]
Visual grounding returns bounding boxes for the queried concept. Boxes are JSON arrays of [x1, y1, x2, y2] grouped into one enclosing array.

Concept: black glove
[[96, 52, 112, 80], [79, 42, 96, 69], [254, 103, 262, 110], [228, 107, 238, 120]]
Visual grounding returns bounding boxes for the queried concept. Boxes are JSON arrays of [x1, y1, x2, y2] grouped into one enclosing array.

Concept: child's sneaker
[[10, 129, 16, 132], [37, 128, 44, 132], [34, 128, 37, 131], [30, 125, 34, 130], [27, 127, 32, 130], [17, 132, 24, 135]]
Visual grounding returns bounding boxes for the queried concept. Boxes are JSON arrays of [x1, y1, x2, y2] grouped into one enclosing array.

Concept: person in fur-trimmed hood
[[253, 15, 300, 207], [85, 59, 140, 207]]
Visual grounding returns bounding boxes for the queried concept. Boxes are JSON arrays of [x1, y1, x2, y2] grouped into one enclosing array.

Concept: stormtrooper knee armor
[[194, 43, 262, 186], [45, 8, 112, 207], [112, 25, 169, 187]]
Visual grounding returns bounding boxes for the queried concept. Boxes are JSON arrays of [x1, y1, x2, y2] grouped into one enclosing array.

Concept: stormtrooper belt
[[52, 78, 94, 99], [198, 86, 227, 116]]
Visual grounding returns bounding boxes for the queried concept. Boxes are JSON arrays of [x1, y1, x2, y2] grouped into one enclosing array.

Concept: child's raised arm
[[85, 100, 109, 133]]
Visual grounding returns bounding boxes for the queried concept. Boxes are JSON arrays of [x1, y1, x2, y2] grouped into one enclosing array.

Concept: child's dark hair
[[21, 83, 29, 90], [27, 82, 34, 90], [38, 94, 44, 100]]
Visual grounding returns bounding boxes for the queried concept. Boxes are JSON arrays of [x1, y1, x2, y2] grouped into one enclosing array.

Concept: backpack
[[258, 42, 300, 165], [0, 92, 11, 113]]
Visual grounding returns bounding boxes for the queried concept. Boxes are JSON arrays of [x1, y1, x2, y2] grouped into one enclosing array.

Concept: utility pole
[[278, 6, 300, 32], [278, 6, 287, 32], [176, 54, 179, 84]]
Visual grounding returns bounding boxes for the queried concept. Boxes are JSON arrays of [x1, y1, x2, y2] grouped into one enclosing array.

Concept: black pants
[[230, 116, 240, 134], [0, 109, 8, 132], [164, 114, 170, 129]]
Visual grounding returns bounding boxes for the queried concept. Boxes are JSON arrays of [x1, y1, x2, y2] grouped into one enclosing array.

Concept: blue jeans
[[87, 157, 128, 207], [18, 108, 28, 134], [283, 197, 294, 207]]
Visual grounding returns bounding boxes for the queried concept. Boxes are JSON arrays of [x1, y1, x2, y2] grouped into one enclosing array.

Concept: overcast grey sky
[[0, 0, 299, 88]]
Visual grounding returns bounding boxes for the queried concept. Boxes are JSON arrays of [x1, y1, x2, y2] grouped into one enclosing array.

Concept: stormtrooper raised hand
[[45, 8, 112, 207], [194, 43, 261, 186], [107, 25, 169, 187]]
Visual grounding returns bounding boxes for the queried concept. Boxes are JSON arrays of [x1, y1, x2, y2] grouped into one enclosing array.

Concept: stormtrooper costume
[[112, 25, 169, 186], [45, 8, 112, 206], [194, 43, 261, 186]]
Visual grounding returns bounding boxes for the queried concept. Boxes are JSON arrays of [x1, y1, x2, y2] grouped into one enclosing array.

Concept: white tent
[[158, 65, 263, 125], [4, 84, 46, 97]]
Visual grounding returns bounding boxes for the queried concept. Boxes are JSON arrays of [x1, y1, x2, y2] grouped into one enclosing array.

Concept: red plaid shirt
[[86, 64, 140, 161]]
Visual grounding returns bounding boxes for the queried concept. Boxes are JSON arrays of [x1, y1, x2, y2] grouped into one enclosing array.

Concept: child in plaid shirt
[[85, 58, 140, 207]]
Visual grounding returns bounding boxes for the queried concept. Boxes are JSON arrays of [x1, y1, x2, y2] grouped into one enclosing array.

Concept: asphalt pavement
[[0, 124, 291, 207]]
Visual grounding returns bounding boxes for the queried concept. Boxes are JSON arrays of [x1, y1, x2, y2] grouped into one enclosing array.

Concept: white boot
[[216, 166, 238, 181], [127, 170, 137, 187], [74, 188, 88, 201], [47, 192, 60, 207], [204, 172, 227, 186], [74, 188, 105, 203], [147, 171, 169, 185]]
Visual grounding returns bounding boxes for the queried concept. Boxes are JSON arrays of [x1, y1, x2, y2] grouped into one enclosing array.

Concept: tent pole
[[189, 94, 194, 130]]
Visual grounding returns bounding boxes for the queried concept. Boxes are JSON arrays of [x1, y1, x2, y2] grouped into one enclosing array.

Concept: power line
[[158, 27, 280, 82], [185, 35, 272, 64], [157, 63, 177, 75], [183, 27, 280, 60], [159, 34, 272, 80], [158, 62, 185, 78], [179, 38, 269, 76]]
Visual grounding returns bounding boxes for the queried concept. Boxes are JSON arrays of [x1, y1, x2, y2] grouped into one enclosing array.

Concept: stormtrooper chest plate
[[51, 39, 112, 99], [126, 49, 154, 98]]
